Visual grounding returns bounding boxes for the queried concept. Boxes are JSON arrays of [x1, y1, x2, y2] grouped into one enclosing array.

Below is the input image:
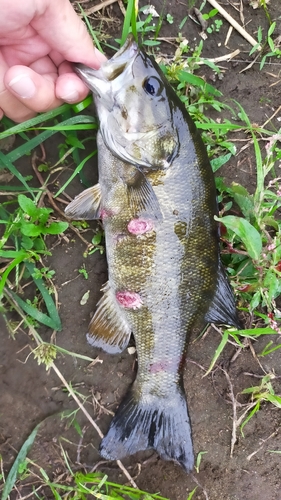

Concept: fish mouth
[[74, 35, 138, 96]]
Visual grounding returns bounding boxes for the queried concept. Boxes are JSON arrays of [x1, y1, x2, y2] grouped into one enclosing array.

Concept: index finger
[[32, 0, 107, 68]]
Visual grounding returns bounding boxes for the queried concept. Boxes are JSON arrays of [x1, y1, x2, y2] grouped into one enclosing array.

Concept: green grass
[[1, 0, 281, 497]]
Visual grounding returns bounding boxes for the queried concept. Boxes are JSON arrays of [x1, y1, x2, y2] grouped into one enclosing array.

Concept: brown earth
[[1, 1, 281, 499]]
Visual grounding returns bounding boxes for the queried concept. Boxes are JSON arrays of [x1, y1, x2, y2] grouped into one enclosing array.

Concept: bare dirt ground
[[1, 1, 281, 499]]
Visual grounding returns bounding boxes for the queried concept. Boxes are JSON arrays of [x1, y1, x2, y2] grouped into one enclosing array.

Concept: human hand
[[0, 0, 107, 123]]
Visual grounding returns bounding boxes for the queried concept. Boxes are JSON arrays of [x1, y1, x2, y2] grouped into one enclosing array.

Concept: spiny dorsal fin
[[65, 184, 102, 220], [87, 282, 132, 353]]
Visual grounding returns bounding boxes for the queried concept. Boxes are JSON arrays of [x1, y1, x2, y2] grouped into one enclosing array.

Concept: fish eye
[[143, 77, 163, 97]]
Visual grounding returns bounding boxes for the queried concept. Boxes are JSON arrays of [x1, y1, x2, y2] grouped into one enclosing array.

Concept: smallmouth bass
[[65, 36, 240, 472]]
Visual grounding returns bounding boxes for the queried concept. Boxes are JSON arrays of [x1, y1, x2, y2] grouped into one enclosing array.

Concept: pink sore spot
[[149, 355, 186, 374], [127, 218, 154, 235], [100, 208, 117, 220], [116, 290, 142, 309]]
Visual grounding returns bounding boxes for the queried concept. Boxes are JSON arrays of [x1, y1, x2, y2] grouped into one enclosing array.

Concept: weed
[[250, 22, 281, 69], [240, 374, 281, 435], [79, 264, 88, 280], [194, 451, 208, 473]]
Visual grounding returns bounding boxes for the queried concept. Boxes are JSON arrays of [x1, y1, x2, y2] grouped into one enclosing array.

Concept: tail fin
[[99, 384, 194, 472]]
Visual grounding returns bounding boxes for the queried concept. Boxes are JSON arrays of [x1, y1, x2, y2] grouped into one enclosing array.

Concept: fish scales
[[65, 36, 240, 472]]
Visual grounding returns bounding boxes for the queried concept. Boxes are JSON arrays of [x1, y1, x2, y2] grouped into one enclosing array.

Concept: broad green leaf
[[46, 221, 68, 235], [178, 70, 221, 96], [211, 153, 232, 172], [268, 21, 276, 37], [233, 194, 254, 221], [18, 194, 38, 217], [20, 222, 42, 237], [249, 291, 261, 311], [215, 215, 262, 260]]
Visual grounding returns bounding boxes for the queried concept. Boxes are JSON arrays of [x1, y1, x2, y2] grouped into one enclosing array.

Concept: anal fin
[[65, 184, 102, 220], [87, 282, 132, 353], [205, 259, 241, 329]]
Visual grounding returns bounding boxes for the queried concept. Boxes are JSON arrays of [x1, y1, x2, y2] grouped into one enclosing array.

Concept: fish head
[[74, 36, 178, 170]]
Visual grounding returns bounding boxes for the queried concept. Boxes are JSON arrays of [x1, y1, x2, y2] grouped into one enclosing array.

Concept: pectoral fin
[[65, 184, 102, 220], [87, 282, 132, 353], [205, 260, 241, 329], [122, 168, 162, 221]]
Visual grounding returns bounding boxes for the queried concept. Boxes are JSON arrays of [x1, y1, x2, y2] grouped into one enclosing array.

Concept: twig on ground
[[200, 49, 241, 63], [51, 363, 138, 488], [191, 474, 210, 500], [91, 389, 115, 416], [224, 26, 233, 46], [4, 292, 138, 489], [239, 50, 260, 73], [117, 0, 126, 16], [206, 0, 261, 50], [186, 358, 207, 372], [84, 0, 118, 15], [220, 367, 238, 457], [192, 7, 208, 31], [262, 104, 281, 128], [31, 152, 95, 249], [246, 430, 278, 461], [14, 484, 44, 500], [76, 426, 87, 464]]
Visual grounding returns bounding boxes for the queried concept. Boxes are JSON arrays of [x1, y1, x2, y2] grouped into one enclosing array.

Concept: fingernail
[[8, 74, 36, 99], [61, 89, 80, 103], [94, 48, 107, 65]]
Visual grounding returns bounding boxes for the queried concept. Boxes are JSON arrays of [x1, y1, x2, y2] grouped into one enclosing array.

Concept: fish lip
[[73, 35, 139, 94], [110, 34, 138, 61]]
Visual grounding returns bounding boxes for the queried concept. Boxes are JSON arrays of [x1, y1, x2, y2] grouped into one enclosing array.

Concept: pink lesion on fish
[[149, 354, 186, 374], [127, 218, 154, 235], [100, 208, 118, 220], [116, 290, 143, 309]]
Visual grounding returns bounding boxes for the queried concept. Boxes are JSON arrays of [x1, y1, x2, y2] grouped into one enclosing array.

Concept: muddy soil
[[1, 1, 281, 499]]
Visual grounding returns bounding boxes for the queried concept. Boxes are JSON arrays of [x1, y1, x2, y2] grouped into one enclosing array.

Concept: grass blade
[[204, 329, 229, 376], [0, 252, 29, 297], [25, 261, 62, 331], [0, 151, 35, 197], [0, 104, 72, 139], [121, 0, 138, 45], [7, 289, 61, 330], [1, 422, 41, 500], [54, 150, 97, 197]]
